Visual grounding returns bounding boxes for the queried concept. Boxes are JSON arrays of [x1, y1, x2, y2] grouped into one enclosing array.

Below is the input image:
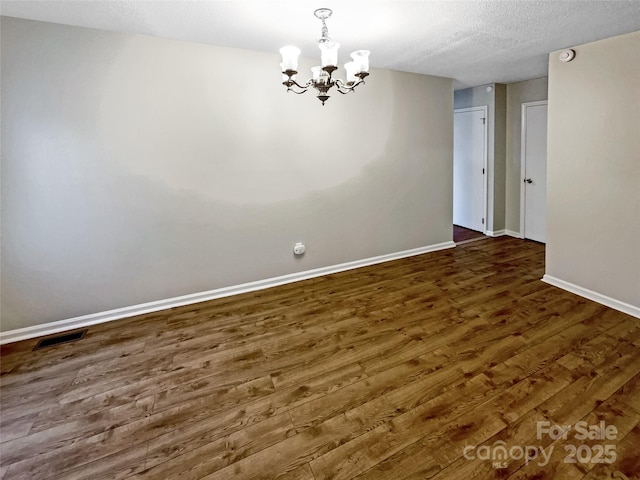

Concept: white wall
[[0, 17, 454, 331], [505, 77, 548, 233], [546, 31, 640, 312]]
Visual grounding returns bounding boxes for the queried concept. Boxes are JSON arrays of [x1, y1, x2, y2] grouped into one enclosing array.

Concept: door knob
[[524, 178, 533, 184]]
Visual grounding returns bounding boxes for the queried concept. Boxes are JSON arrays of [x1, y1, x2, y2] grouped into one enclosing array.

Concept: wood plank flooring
[[453, 225, 485, 244], [1, 237, 639, 480]]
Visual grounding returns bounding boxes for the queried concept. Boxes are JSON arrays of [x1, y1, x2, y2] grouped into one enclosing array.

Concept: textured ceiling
[[2, 0, 639, 89]]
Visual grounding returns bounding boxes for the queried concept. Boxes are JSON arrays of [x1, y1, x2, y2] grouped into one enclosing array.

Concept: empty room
[[1, 1, 639, 479]]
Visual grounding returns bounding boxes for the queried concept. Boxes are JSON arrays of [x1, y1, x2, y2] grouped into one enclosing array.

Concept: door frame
[[519, 100, 548, 239], [453, 106, 488, 234]]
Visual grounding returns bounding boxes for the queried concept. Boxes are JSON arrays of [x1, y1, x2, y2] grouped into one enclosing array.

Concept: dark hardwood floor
[[1, 237, 639, 480]]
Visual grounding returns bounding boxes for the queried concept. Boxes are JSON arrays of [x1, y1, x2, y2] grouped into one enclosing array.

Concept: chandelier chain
[[319, 18, 330, 43]]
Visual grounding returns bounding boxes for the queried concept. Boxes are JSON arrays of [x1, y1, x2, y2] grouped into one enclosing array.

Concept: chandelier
[[279, 8, 370, 105]]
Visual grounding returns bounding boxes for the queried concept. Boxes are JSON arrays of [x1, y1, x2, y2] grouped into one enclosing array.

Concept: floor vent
[[34, 329, 88, 350]]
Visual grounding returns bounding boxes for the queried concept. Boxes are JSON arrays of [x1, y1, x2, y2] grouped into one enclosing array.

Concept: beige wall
[[546, 31, 640, 309], [0, 17, 454, 332], [493, 84, 507, 232], [505, 77, 548, 233]]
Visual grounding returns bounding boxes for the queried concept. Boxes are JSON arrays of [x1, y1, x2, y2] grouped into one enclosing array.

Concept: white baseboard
[[542, 274, 640, 319], [486, 229, 522, 238], [0, 241, 456, 344]]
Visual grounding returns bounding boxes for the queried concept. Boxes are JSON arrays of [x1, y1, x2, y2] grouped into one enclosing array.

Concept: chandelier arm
[[287, 87, 308, 95], [334, 78, 362, 93], [285, 78, 313, 90], [282, 77, 315, 94], [284, 85, 307, 94]]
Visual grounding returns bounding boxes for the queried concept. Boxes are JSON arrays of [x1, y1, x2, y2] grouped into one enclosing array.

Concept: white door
[[521, 101, 548, 243], [454, 107, 487, 233]]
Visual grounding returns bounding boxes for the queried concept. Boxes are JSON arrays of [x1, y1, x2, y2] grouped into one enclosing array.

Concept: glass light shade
[[350, 50, 370, 72], [344, 62, 358, 83], [279, 46, 301, 71], [311, 66, 322, 82], [319, 41, 340, 67]]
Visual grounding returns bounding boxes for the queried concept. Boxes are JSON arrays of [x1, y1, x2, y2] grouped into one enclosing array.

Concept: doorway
[[520, 101, 548, 243], [453, 106, 488, 235]]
